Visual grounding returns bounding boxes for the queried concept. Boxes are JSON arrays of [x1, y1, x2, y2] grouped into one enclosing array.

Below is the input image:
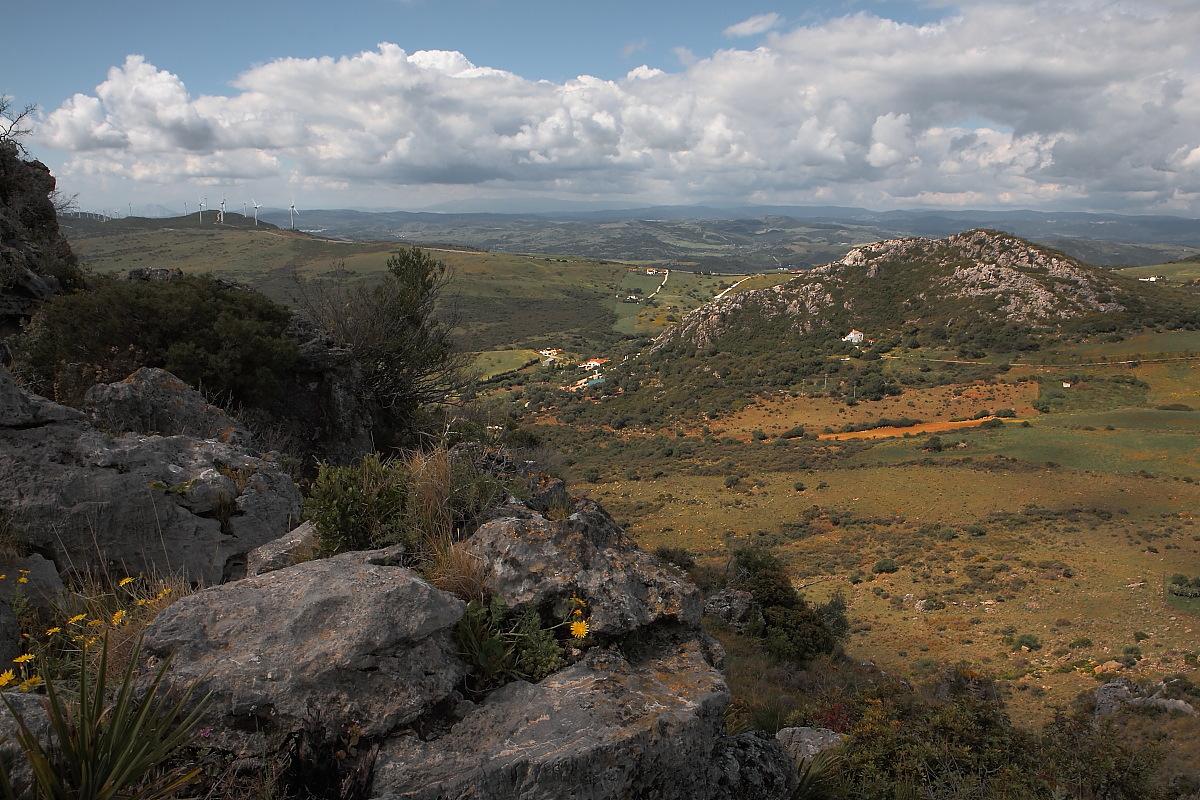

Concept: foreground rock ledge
[[142, 502, 797, 799], [372, 639, 793, 800]]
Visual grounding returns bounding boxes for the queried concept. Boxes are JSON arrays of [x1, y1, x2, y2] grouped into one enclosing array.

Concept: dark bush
[[14, 274, 297, 407]]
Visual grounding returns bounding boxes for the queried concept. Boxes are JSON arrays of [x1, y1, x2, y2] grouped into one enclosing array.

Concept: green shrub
[[13, 274, 298, 407], [304, 454, 411, 554], [304, 447, 510, 557], [456, 596, 571, 694], [872, 558, 898, 574], [1013, 633, 1042, 650]]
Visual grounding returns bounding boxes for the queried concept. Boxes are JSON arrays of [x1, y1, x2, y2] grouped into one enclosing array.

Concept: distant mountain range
[[244, 204, 1200, 270]]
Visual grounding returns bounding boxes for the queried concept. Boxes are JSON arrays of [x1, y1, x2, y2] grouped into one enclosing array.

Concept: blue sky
[[5, 1, 1200, 216]]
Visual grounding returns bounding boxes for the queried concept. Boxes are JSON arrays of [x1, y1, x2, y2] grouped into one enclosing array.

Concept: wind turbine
[[219, 197, 226, 223], [199, 196, 206, 223], [252, 199, 260, 226], [184, 200, 188, 216], [242, 201, 247, 218], [289, 197, 299, 231]]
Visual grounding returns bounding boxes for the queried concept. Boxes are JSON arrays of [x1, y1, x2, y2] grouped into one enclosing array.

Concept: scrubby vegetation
[[11, 273, 298, 407]]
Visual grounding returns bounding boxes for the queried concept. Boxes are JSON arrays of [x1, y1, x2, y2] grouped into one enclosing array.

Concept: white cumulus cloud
[[34, 1, 1200, 214], [723, 13, 782, 38]]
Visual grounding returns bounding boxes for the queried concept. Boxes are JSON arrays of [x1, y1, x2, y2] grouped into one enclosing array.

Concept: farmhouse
[[842, 329, 865, 344]]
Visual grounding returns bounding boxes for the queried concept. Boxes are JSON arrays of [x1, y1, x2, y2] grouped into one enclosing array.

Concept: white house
[[842, 329, 865, 344]]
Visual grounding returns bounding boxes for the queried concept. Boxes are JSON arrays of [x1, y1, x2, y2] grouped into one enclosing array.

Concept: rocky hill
[[0, 139, 82, 334], [655, 229, 1200, 357]]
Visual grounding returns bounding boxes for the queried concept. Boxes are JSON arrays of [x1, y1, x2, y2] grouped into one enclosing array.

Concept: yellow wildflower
[[118, 577, 135, 587], [569, 619, 590, 639], [16, 577, 27, 584], [111, 609, 128, 626], [45, 627, 61, 636], [87, 619, 103, 627], [18, 676, 43, 692], [66, 614, 86, 625], [0, 574, 6, 580], [12, 654, 34, 664], [0, 670, 13, 688]]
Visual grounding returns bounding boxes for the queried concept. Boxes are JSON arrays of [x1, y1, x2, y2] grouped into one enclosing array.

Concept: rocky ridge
[[656, 229, 1157, 353]]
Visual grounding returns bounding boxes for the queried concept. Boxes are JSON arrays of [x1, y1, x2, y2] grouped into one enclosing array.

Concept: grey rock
[[84, 367, 251, 445], [371, 639, 795, 800], [0, 692, 54, 789], [0, 367, 301, 584], [244, 520, 322, 577], [775, 726, 845, 763], [1095, 676, 1199, 718], [704, 588, 765, 634], [0, 143, 79, 332], [464, 499, 701, 636], [0, 602, 21, 665], [142, 546, 466, 748], [0, 553, 65, 618]]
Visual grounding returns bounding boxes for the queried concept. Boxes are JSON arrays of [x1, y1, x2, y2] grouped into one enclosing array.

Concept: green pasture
[[851, 417, 1200, 477], [1070, 329, 1200, 359], [471, 349, 542, 380], [1116, 262, 1200, 281]]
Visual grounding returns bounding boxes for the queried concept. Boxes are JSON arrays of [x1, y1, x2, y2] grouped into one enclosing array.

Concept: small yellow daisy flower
[[66, 614, 86, 625], [45, 627, 61, 636], [12, 654, 34, 664], [0, 670, 14, 688], [18, 676, 43, 692], [118, 577, 135, 587], [111, 609, 127, 626], [16, 577, 27, 584], [569, 619, 590, 639]]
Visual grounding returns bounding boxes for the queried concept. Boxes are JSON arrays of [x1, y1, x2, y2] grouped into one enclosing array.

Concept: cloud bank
[[37, 1, 1200, 213]]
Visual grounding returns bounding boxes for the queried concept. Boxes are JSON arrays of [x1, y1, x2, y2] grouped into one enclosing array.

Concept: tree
[[0, 96, 36, 155], [293, 246, 468, 422]]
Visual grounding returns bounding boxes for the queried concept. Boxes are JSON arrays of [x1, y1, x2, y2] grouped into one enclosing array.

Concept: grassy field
[[1117, 261, 1200, 281], [471, 349, 542, 380], [64, 223, 771, 353]]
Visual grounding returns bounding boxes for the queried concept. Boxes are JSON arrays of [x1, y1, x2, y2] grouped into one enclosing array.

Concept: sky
[[5, 0, 1200, 217]]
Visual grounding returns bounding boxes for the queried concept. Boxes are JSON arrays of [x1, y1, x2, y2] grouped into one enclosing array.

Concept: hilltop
[[656, 229, 1200, 359]]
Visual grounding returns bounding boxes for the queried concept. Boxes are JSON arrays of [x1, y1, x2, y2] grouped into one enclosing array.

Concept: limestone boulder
[[84, 367, 251, 445], [775, 726, 845, 763], [142, 546, 466, 746], [371, 637, 795, 800], [244, 520, 322, 577], [0, 368, 301, 584], [464, 499, 701, 636]]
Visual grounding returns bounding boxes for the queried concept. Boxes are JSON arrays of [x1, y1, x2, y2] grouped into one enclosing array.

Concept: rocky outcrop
[[0, 367, 301, 584], [704, 587, 765, 634], [0, 140, 80, 333], [371, 639, 794, 800], [143, 545, 464, 746], [143, 499, 797, 799], [231, 313, 375, 471], [84, 367, 251, 445], [775, 726, 845, 763], [1094, 676, 1199, 718], [465, 499, 701, 636], [654, 229, 1155, 355]]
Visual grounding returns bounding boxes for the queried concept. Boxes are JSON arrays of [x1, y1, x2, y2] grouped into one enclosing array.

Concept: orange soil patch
[[818, 417, 1020, 440]]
